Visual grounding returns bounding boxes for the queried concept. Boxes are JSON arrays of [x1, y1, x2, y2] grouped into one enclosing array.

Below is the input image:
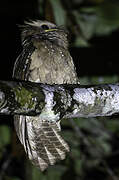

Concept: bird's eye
[[41, 24, 49, 30]]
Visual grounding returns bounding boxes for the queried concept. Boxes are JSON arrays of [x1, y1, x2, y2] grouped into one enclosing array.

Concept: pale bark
[[0, 80, 119, 121]]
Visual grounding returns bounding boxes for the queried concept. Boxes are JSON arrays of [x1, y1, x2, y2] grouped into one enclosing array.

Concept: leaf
[[49, 0, 66, 25], [79, 2, 119, 37], [72, 2, 119, 47]]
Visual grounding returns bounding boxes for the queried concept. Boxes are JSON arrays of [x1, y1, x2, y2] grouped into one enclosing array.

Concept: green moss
[[13, 87, 36, 110]]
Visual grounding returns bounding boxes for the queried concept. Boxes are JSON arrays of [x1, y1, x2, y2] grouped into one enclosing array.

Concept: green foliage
[[45, 0, 119, 47], [80, 75, 119, 85], [62, 118, 111, 168], [49, 0, 66, 25], [32, 165, 67, 180], [73, 2, 119, 46], [79, 2, 119, 35]]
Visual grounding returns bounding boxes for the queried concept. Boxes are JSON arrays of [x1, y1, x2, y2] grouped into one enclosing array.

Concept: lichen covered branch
[[0, 80, 119, 119]]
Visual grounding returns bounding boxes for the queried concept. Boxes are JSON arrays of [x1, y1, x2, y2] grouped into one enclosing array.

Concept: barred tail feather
[[14, 116, 70, 171]]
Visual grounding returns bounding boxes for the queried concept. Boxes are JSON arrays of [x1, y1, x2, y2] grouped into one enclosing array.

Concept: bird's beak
[[44, 29, 57, 32]]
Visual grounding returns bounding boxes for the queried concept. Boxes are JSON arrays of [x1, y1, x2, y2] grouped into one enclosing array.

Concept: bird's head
[[20, 20, 68, 49]]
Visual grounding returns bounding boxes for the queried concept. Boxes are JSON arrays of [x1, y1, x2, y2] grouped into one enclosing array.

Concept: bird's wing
[[12, 41, 35, 80], [14, 115, 69, 171]]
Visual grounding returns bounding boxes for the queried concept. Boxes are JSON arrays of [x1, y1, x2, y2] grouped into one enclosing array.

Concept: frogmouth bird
[[13, 20, 79, 171]]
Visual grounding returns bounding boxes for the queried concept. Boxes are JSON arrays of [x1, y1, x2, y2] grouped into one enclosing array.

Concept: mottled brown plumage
[[13, 20, 79, 171]]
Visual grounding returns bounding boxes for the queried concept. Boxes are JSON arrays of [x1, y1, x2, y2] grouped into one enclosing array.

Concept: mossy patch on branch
[[13, 86, 36, 110]]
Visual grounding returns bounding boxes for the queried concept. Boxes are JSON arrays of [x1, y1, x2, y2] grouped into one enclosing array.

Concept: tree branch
[[0, 80, 119, 121]]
